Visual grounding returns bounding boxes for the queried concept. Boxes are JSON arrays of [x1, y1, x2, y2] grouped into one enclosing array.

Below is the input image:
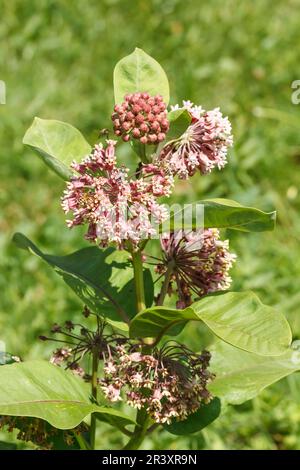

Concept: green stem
[[125, 249, 154, 449], [75, 432, 92, 450], [131, 250, 146, 313], [90, 348, 99, 449], [122, 408, 150, 450], [157, 260, 174, 306]]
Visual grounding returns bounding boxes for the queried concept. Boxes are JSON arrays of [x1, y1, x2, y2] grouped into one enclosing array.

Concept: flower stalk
[[131, 250, 146, 313], [90, 347, 99, 449], [122, 408, 150, 450], [157, 260, 175, 306]]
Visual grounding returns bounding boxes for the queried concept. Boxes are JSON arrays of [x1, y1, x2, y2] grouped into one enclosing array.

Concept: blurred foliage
[[1, 0, 300, 449]]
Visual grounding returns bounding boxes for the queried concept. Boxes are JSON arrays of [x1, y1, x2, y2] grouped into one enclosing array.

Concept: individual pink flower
[[156, 229, 236, 308], [112, 92, 169, 144], [158, 102, 233, 178], [61, 140, 171, 249]]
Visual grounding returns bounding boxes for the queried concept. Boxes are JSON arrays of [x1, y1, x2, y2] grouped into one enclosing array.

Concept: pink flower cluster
[[61, 140, 172, 248], [100, 344, 214, 424], [157, 229, 236, 308], [111, 92, 169, 144], [157, 101, 233, 179]]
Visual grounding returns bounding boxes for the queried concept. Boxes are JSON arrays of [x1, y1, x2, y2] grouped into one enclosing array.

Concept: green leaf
[[13, 233, 154, 331], [209, 341, 300, 404], [95, 409, 136, 432], [166, 109, 192, 141], [23, 117, 91, 180], [130, 291, 292, 356], [114, 48, 169, 104], [163, 398, 221, 435], [0, 361, 120, 429], [0, 441, 17, 450], [160, 198, 276, 233]]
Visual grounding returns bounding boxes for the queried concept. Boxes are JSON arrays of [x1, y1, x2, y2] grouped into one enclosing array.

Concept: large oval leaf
[[130, 291, 292, 356], [13, 233, 154, 331], [209, 341, 300, 404], [163, 398, 221, 435], [160, 198, 276, 233], [114, 48, 169, 104], [23, 117, 91, 180], [0, 361, 126, 430]]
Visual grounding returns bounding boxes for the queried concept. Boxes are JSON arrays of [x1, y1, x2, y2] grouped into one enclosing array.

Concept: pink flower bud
[[122, 134, 130, 142], [132, 104, 142, 114], [147, 113, 155, 123], [152, 105, 160, 114], [132, 128, 141, 138], [149, 134, 158, 143], [122, 122, 131, 131], [148, 98, 155, 106], [131, 94, 140, 104], [161, 119, 169, 130], [157, 133, 166, 142], [140, 123, 149, 133], [127, 111, 134, 120], [151, 121, 160, 131], [143, 103, 151, 113], [136, 113, 144, 124], [140, 136, 148, 144], [142, 92, 149, 100]]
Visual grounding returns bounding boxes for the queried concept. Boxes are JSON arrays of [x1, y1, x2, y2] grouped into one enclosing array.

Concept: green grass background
[[1, 0, 300, 449]]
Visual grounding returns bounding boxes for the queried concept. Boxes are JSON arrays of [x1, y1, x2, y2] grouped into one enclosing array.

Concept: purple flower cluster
[[112, 92, 169, 144], [157, 229, 236, 308], [100, 343, 214, 424], [61, 140, 172, 248], [157, 102, 233, 179]]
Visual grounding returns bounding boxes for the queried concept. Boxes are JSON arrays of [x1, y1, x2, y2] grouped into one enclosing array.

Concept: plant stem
[[75, 432, 92, 450], [126, 249, 155, 449], [90, 348, 99, 450], [122, 408, 150, 450], [131, 250, 146, 313], [157, 260, 174, 306]]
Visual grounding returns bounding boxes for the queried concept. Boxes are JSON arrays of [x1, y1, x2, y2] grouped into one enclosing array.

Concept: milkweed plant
[[1, 49, 299, 450]]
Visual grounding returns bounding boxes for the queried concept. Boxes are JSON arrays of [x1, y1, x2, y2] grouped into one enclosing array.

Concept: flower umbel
[[112, 92, 169, 144], [61, 140, 171, 248], [40, 313, 127, 380], [100, 342, 214, 424], [158, 103, 233, 179], [156, 229, 236, 308]]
